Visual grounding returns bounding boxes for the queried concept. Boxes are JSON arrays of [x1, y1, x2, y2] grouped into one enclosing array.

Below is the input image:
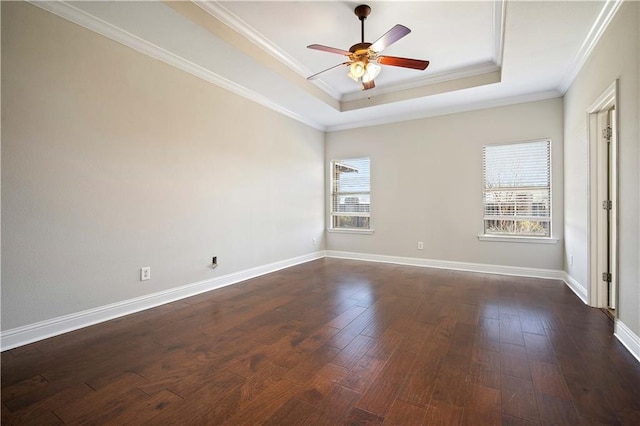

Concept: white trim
[[587, 80, 618, 308], [492, 0, 506, 67], [327, 229, 374, 235], [341, 62, 500, 103], [327, 90, 561, 133], [559, 0, 623, 93], [195, 1, 341, 102], [27, 1, 326, 131], [326, 250, 564, 280], [478, 235, 559, 244], [0, 251, 325, 351], [614, 320, 640, 363], [562, 272, 589, 304]]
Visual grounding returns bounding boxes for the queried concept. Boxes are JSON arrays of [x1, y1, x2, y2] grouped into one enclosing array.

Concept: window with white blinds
[[330, 157, 371, 230], [482, 140, 551, 237]]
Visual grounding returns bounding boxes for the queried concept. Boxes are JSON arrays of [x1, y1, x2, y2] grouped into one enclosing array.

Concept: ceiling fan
[[307, 4, 429, 90]]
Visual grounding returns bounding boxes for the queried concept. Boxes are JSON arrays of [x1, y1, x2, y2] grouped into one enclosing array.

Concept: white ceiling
[[38, 1, 617, 131]]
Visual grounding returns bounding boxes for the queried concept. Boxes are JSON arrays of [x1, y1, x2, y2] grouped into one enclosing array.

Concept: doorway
[[588, 81, 618, 315]]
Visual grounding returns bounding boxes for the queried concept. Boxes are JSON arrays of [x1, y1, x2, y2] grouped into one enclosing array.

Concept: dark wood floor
[[2, 258, 639, 425]]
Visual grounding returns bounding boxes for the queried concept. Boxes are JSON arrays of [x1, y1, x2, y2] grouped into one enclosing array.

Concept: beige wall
[[326, 98, 564, 270], [1, 2, 325, 330], [564, 1, 639, 335]]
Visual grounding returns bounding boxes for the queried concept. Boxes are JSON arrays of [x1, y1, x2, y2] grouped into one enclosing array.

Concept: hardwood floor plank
[[500, 312, 526, 346], [501, 374, 540, 424], [364, 328, 404, 361], [523, 332, 557, 364], [564, 374, 618, 425], [344, 407, 385, 425], [326, 306, 368, 330], [2, 406, 63, 425], [271, 324, 340, 369], [284, 344, 341, 385], [102, 389, 181, 425], [424, 400, 464, 425], [339, 354, 386, 394], [431, 353, 472, 408], [529, 360, 572, 400], [356, 349, 417, 416], [469, 347, 501, 390], [535, 392, 582, 425], [144, 371, 245, 424], [382, 399, 428, 425], [502, 414, 537, 426], [262, 397, 319, 426], [296, 363, 348, 406], [222, 377, 300, 425], [461, 383, 502, 425], [501, 342, 532, 380], [53, 373, 149, 424], [332, 334, 376, 370], [397, 341, 447, 407], [312, 385, 362, 425]]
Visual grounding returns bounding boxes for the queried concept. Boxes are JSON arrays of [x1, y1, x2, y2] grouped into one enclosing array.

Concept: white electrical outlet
[[140, 267, 151, 281], [312, 237, 317, 246], [570, 255, 574, 266], [417, 241, 424, 250]]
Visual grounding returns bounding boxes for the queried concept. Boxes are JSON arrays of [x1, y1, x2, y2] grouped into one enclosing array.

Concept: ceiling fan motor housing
[[349, 42, 372, 54]]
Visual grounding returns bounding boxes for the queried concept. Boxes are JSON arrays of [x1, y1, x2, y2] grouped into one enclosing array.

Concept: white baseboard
[[0, 249, 613, 354], [614, 319, 640, 363], [0, 251, 325, 351], [326, 250, 565, 280], [561, 272, 589, 304]]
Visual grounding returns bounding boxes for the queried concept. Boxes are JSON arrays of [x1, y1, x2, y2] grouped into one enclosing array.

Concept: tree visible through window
[[331, 157, 370, 230], [483, 140, 551, 237]]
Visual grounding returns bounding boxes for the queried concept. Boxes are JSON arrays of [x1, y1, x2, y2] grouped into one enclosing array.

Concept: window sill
[[327, 228, 374, 235], [477, 235, 559, 244]]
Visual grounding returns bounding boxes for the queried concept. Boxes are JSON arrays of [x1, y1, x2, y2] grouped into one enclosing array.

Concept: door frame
[[587, 80, 618, 310]]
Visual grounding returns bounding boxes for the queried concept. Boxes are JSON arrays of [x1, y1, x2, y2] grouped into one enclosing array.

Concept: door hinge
[[602, 125, 612, 140], [602, 272, 612, 282], [602, 200, 612, 210]]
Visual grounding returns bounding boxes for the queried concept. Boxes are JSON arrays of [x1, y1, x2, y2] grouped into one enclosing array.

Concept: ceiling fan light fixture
[[362, 62, 381, 83], [349, 61, 366, 78]]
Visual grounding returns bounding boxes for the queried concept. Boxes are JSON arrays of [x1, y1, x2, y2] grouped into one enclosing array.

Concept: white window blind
[[482, 140, 551, 237], [331, 157, 371, 230]]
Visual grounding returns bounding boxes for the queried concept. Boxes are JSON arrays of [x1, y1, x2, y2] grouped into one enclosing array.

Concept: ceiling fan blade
[[307, 44, 352, 56], [378, 56, 430, 70], [362, 80, 375, 90], [307, 62, 350, 80], [370, 24, 411, 53]]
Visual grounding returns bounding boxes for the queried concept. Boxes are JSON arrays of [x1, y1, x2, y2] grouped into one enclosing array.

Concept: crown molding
[[327, 90, 561, 133], [558, 0, 623, 93], [341, 62, 500, 103], [27, 0, 326, 131], [196, 1, 342, 101]]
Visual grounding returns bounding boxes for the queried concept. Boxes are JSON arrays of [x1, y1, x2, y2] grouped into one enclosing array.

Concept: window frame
[[479, 138, 555, 242], [328, 156, 372, 233]]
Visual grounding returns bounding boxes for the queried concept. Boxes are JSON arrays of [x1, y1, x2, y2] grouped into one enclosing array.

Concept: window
[[482, 139, 551, 237], [330, 157, 370, 230]]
